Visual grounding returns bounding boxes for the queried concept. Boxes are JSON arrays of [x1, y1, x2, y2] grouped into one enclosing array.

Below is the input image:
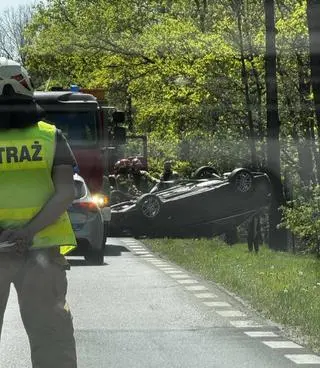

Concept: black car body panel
[[109, 169, 271, 237]]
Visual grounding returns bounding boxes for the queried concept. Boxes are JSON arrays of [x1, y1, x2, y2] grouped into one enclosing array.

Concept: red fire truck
[[33, 87, 148, 263], [80, 88, 148, 174], [34, 87, 147, 194]]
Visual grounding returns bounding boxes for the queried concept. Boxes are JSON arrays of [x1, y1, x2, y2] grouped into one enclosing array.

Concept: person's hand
[[0, 228, 15, 243], [14, 239, 30, 256], [0, 228, 34, 255]]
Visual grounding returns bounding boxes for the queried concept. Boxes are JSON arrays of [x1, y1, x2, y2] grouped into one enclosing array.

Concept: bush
[[281, 185, 320, 254]]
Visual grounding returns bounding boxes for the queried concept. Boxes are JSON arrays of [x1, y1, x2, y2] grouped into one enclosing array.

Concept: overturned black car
[[109, 168, 271, 238]]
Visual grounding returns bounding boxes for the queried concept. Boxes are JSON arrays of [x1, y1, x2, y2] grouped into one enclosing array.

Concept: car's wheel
[[229, 168, 253, 193], [193, 166, 219, 179], [84, 233, 107, 265], [137, 194, 162, 219]]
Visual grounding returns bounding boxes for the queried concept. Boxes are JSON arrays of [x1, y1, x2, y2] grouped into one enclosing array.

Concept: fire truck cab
[[34, 87, 147, 199], [34, 90, 108, 193]]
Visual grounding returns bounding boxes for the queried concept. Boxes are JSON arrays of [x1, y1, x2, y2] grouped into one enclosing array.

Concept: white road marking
[[203, 301, 226, 307], [153, 264, 170, 267], [163, 270, 183, 274], [140, 255, 154, 258], [285, 354, 320, 364], [148, 259, 165, 262], [170, 274, 191, 279], [194, 293, 218, 299], [245, 331, 279, 338], [177, 279, 199, 285], [157, 268, 177, 271], [125, 244, 320, 363], [185, 285, 208, 291], [262, 341, 303, 349], [230, 320, 264, 328], [216, 310, 246, 317]]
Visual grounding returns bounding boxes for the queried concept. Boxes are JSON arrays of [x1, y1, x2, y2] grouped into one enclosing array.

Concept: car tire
[[137, 194, 162, 219], [84, 233, 107, 265], [229, 168, 253, 193], [193, 166, 219, 179]]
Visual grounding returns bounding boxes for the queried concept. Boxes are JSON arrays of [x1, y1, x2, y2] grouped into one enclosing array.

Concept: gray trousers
[[0, 249, 77, 368]]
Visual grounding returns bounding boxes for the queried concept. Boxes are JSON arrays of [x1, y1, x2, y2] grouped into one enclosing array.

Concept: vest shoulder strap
[[37, 121, 56, 135]]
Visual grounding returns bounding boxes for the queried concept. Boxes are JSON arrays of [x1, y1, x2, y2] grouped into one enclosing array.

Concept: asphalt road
[[1, 237, 320, 368]]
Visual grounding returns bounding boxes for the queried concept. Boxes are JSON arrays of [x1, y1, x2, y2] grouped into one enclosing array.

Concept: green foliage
[[23, 0, 309, 158], [22, 0, 320, 245], [24, 0, 260, 143], [281, 186, 320, 253]]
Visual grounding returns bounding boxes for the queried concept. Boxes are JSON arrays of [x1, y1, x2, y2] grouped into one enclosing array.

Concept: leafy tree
[[22, 0, 320, 252], [0, 4, 34, 63], [264, 0, 287, 250], [281, 186, 320, 255]]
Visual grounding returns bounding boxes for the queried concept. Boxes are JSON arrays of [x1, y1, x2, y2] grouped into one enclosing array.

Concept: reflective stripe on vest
[[0, 121, 76, 253]]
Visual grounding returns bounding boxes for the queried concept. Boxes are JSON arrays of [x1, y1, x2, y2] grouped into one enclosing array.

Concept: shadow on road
[[67, 244, 130, 266], [68, 259, 91, 267], [106, 244, 130, 256]]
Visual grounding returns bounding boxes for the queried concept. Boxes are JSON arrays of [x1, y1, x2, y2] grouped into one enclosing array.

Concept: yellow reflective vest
[[0, 121, 76, 254]]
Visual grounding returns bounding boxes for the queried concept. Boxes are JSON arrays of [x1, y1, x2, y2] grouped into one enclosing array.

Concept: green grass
[[142, 238, 320, 352]]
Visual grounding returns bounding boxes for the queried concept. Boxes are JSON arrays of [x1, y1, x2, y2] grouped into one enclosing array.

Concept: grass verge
[[142, 237, 320, 352]]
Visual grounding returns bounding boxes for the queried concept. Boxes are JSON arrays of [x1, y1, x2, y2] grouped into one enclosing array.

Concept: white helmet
[[0, 57, 34, 99]]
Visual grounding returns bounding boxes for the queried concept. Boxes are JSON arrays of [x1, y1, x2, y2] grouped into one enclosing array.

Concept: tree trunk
[[244, 5, 265, 164], [264, 0, 287, 250], [297, 53, 317, 186], [194, 0, 208, 32], [310, 119, 320, 185], [307, 0, 320, 180], [249, 59, 264, 141], [236, 2, 257, 167]]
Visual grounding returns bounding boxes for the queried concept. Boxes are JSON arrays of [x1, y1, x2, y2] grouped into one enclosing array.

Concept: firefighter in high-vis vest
[[0, 58, 77, 367]]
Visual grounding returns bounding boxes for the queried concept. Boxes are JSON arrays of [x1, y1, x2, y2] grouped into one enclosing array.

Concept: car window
[[45, 111, 97, 147]]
